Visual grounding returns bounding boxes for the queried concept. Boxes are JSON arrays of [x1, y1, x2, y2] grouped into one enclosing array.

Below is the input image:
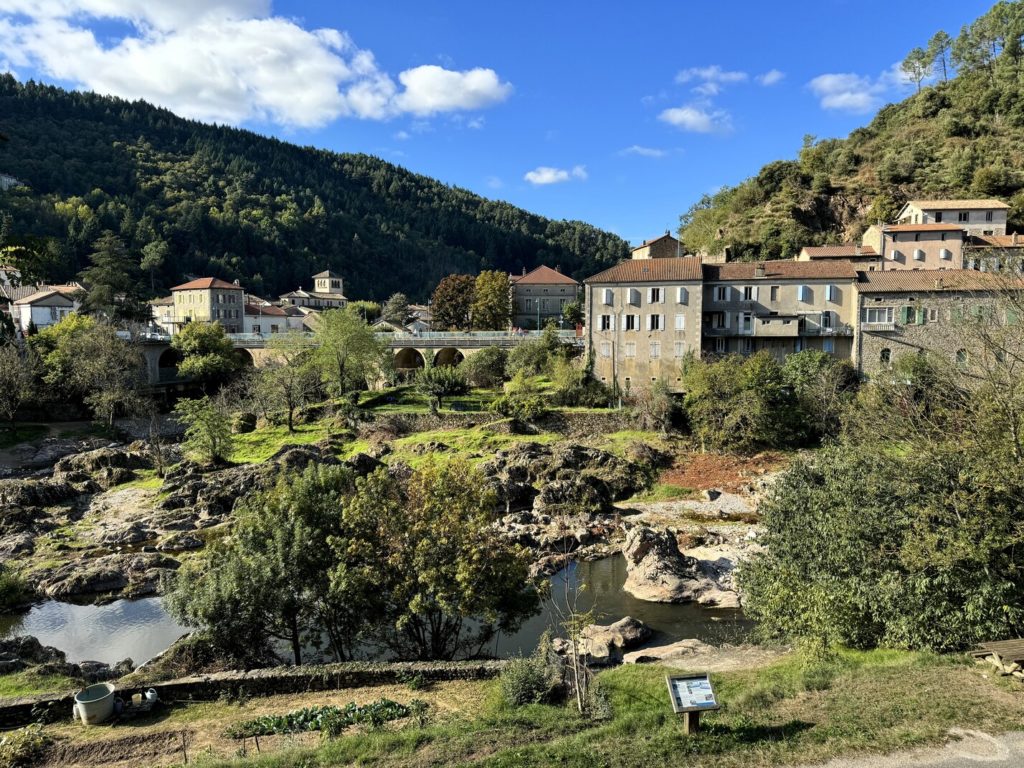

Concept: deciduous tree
[[472, 270, 511, 330], [171, 322, 240, 391], [431, 274, 475, 331], [313, 308, 386, 396], [174, 395, 234, 465]]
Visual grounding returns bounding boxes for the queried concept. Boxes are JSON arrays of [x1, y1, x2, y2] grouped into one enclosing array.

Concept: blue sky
[[0, 0, 996, 245]]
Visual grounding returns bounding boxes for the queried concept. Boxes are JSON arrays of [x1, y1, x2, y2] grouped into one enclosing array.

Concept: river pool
[[0, 555, 749, 665]]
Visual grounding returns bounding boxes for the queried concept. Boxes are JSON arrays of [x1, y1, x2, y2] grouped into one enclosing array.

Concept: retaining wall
[[0, 660, 506, 729]]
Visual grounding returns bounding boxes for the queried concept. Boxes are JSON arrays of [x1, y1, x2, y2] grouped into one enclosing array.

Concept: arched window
[[880, 348, 891, 365], [956, 349, 968, 366]]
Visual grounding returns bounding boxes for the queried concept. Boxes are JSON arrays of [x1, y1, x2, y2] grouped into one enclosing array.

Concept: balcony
[[800, 322, 855, 337], [861, 322, 897, 332]]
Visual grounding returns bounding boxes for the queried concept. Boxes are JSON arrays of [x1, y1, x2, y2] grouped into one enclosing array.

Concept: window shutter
[[646, 288, 653, 304], [916, 307, 926, 324], [724, 312, 731, 329], [678, 286, 688, 304], [752, 286, 759, 302], [660, 314, 665, 330], [1008, 309, 1020, 326], [900, 306, 912, 324]]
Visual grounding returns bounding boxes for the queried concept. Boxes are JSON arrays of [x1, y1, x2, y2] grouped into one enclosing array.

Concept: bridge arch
[[157, 347, 182, 382], [234, 348, 255, 367], [394, 347, 426, 373], [432, 348, 464, 367]]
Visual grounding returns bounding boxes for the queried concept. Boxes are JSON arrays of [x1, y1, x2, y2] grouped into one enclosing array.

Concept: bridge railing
[[224, 330, 582, 347]]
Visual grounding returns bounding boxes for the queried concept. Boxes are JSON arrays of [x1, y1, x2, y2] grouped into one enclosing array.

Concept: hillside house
[[511, 265, 580, 329], [279, 270, 348, 310], [860, 223, 965, 270], [896, 199, 1009, 237], [13, 290, 76, 333], [170, 277, 245, 334]]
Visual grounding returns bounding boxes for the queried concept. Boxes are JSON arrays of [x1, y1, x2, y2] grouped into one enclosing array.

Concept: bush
[[0, 565, 26, 611], [500, 633, 563, 706], [0, 725, 50, 768], [626, 380, 676, 432], [549, 356, 609, 408], [461, 346, 508, 389], [232, 412, 257, 434], [414, 364, 468, 411]]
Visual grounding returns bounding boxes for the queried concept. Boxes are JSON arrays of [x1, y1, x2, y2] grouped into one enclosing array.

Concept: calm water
[[0, 556, 749, 665], [0, 597, 189, 665]]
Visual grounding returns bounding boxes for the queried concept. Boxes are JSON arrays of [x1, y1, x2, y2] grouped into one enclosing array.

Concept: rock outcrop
[[579, 616, 652, 665], [37, 553, 180, 598], [621, 526, 706, 603], [53, 446, 152, 490]]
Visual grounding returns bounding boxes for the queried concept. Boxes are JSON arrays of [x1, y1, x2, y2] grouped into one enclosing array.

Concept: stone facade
[[897, 199, 1009, 237], [170, 278, 244, 334], [511, 265, 580, 330], [631, 233, 684, 260], [860, 225, 965, 270]]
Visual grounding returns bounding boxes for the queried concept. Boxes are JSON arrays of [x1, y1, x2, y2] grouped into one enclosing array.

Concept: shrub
[[415, 364, 468, 411], [0, 565, 26, 611], [232, 412, 257, 434], [500, 634, 563, 707], [0, 725, 50, 768], [461, 346, 508, 389]]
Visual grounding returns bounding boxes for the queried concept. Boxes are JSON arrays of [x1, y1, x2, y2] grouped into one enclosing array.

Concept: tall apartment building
[[583, 257, 703, 393], [511, 265, 580, 329], [701, 261, 859, 360]]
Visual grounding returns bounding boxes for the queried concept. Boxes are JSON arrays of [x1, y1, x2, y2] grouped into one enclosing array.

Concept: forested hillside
[[680, 1, 1024, 261], [0, 76, 628, 300]]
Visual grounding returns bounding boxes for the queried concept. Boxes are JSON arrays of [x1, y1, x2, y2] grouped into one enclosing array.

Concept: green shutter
[[1008, 309, 1020, 326], [916, 307, 926, 325], [899, 306, 911, 324]]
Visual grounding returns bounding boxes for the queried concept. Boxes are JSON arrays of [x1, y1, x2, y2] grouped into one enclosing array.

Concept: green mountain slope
[[679, 1, 1024, 260], [0, 75, 628, 300]]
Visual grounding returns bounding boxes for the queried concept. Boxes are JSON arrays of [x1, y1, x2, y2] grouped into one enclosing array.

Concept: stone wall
[[369, 410, 633, 439], [0, 660, 506, 729]]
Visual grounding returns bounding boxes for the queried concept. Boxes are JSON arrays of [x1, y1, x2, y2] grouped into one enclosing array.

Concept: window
[[821, 311, 833, 329], [798, 285, 811, 303], [677, 286, 689, 304], [770, 286, 779, 302], [928, 308, 938, 322], [714, 337, 726, 353], [253, 324, 261, 334], [934, 211, 943, 223], [889, 249, 902, 261], [648, 287, 663, 304], [823, 338, 834, 354], [741, 312, 753, 334], [956, 348, 968, 366], [913, 249, 925, 261], [648, 314, 663, 331], [600, 341, 611, 357], [865, 307, 894, 324], [743, 285, 755, 301], [715, 286, 729, 302], [600, 314, 613, 331], [624, 342, 636, 358], [940, 248, 952, 260], [625, 314, 638, 331], [628, 288, 641, 306], [650, 342, 661, 359], [826, 284, 838, 302], [674, 341, 686, 358], [602, 288, 614, 306], [986, 211, 994, 222], [740, 338, 753, 354], [958, 211, 969, 222], [880, 348, 891, 365], [674, 313, 685, 331]]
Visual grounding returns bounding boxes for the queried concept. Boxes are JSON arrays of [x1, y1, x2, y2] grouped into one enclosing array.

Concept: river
[[0, 556, 749, 665]]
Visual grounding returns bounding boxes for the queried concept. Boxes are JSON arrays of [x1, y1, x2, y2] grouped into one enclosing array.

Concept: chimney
[[754, 262, 765, 278], [855, 245, 861, 256], [555, 265, 561, 273], [1014, 232, 1020, 246], [522, 267, 526, 276], [935, 278, 944, 290], [233, 279, 240, 286]]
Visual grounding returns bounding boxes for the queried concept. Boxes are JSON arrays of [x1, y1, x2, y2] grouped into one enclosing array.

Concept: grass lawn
[[0, 669, 80, 700], [52, 649, 1021, 767], [625, 481, 698, 503], [231, 423, 334, 464], [389, 424, 562, 467], [359, 386, 502, 414]]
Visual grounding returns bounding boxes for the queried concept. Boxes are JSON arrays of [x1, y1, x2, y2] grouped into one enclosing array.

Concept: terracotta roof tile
[[244, 303, 288, 317], [171, 277, 242, 291], [13, 289, 75, 306], [970, 234, 1024, 247], [857, 269, 1023, 293], [705, 260, 859, 280], [907, 199, 1010, 210], [630, 233, 680, 252], [512, 265, 579, 285], [801, 245, 880, 258], [584, 257, 703, 284], [884, 224, 966, 232]]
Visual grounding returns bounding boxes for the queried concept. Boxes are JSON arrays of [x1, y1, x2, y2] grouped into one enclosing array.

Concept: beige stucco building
[[701, 260, 859, 361], [798, 244, 882, 270], [583, 257, 704, 393], [896, 199, 1009, 237], [170, 277, 245, 333], [279, 270, 348, 310], [631, 232, 686, 260], [511, 265, 580, 329], [859, 223, 965, 270]]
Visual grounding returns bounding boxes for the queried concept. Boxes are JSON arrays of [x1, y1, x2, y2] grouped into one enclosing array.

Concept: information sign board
[[665, 674, 720, 714]]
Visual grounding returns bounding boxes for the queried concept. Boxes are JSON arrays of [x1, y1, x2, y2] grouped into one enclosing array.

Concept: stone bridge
[[140, 330, 582, 384]]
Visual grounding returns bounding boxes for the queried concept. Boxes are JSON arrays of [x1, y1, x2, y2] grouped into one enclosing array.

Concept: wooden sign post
[[665, 673, 720, 736]]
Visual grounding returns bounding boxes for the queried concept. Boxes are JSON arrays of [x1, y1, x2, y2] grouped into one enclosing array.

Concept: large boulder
[[0, 636, 66, 666], [622, 526, 705, 603], [0, 478, 81, 509], [54, 446, 151, 476], [622, 639, 716, 664], [579, 616, 653, 664], [37, 552, 180, 599]]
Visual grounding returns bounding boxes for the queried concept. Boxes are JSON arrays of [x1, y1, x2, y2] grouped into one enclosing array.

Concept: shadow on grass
[[707, 718, 814, 744]]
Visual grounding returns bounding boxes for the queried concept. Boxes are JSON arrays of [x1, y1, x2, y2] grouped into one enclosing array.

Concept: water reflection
[[0, 597, 189, 665]]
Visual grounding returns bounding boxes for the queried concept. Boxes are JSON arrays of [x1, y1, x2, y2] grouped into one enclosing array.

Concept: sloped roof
[[884, 224, 966, 233], [312, 270, 342, 279], [512, 265, 579, 285], [3, 282, 83, 302], [706, 260, 859, 281], [631, 232, 680, 252], [244, 303, 288, 317], [908, 199, 1010, 210], [172, 277, 241, 291], [857, 269, 1021, 293], [13, 289, 75, 306], [801, 245, 880, 259], [970, 234, 1024, 247], [150, 296, 174, 306], [584, 257, 703, 284]]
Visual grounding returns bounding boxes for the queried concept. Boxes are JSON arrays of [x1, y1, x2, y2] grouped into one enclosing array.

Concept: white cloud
[[523, 165, 587, 185], [0, 1, 512, 128], [485, 175, 503, 190], [808, 64, 916, 113], [658, 104, 730, 133], [394, 130, 410, 141], [675, 65, 748, 86], [756, 69, 785, 86], [620, 145, 667, 158]]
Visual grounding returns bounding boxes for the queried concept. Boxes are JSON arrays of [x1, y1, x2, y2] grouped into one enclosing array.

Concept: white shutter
[[724, 311, 731, 329], [752, 286, 759, 302], [659, 314, 665, 331], [675, 313, 685, 330]]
